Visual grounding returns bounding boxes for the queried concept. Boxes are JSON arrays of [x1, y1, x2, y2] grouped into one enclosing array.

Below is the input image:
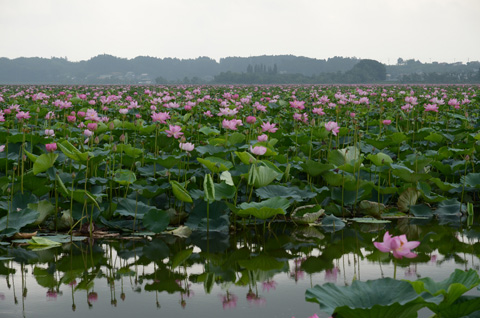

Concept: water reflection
[[0, 219, 479, 318]]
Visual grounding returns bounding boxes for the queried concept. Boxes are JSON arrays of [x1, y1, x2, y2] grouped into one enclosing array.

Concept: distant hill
[[0, 54, 478, 84]]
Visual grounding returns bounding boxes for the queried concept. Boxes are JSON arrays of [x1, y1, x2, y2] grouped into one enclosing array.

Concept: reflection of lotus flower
[[262, 280, 277, 292], [325, 267, 339, 282], [221, 293, 237, 309], [88, 292, 98, 303], [246, 291, 266, 306], [46, 289, 57, 300]]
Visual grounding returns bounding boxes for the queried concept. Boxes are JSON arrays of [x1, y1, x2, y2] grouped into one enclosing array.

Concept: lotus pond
[[0, 84, 480, 317], [1, 220, 480, 318]]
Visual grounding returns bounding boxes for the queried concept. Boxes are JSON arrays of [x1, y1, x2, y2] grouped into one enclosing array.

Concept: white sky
[[0, 0, 479, 64]]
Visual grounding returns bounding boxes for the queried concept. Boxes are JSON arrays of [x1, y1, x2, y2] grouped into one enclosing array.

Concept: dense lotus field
[[0, 84, 479, 237]]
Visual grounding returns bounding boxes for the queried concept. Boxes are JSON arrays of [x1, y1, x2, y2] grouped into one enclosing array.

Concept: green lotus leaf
[[367, 152, 393, 166], [237, 197, 290, 219], [114, 169, 137, 185], [203, 173, 215, 203], [197, 156, 233, 173], [235, 151, 257, 164], [320, 215, 345, 231], [227, 132, 245, 145], [214, 182, 236, 200], [115, 198, 156, 219], [409, 204, 433, 217], [409, 269, 480, 306], [142, 209, 170, 233], [291, 205, 324, 224], [398, 188, 420, 212], [199, 126, 220, 136], [0, 208, 40, 235], [462, 173, 480, 188], [358, 200, 385, 218], [170, 180, 193, 203], [301, 160, 334, 177], [306, 278, 438, 318], [255, 185, 317, 201], [434, 199, 463, 216], [28, 237, 62, 247], [220, 171, 234, 186]]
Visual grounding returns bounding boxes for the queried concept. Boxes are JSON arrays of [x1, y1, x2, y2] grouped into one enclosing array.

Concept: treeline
[[211, 59, 387, 84], [0, 54, 479, 84], [0, 55, 360, 84], [398, 71, 480, 84]]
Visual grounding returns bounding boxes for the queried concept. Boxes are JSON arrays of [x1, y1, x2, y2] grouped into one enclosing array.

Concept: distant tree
[[247, 64, 253, 73], [347, 59, 386, 82], [155, 76, 168, 84]]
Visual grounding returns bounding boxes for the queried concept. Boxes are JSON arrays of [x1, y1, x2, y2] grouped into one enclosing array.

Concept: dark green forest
[[0, 54, 478, 84]]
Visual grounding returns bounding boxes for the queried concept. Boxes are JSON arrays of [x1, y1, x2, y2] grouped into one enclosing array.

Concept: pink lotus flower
[[382, 119, 392, 125], [179, 142, 195, 152], [374, 231, 420, 259], [44, 129, 55, 137], [222, 119, 243, 131], [312, 107, 325, 115], [257, 134, 268, 142], [424, 104, 439, 112], [290, 100, 305, 110], [16, 111, 30, 120], [165, 125, 183, 139], [151, 111, 170, 123], [83, 129, 94, 137], [119, 108, 128, 115], [246, 116, 257, 124], [87, 123, 98, 131], [67, 115, 76, 123], [0, 145, 5, 152], [324, 121, 340, 136], [261, 122, 278, 133], [46, 143, 57, 152], [250, 145, 267, 156]]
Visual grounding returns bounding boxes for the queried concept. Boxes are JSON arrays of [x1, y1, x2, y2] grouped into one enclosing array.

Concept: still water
[[1, 219, 479, 318]]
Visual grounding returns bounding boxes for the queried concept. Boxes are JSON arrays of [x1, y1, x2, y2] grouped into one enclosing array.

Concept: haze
[[1, 0, 479, 64]]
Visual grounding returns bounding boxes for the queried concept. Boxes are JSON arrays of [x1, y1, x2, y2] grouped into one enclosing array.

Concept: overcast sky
[[1, 0, 479, 64]]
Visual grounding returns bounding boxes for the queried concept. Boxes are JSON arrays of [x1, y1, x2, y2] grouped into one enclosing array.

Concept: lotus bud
[[119, 134, 125, 142]]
